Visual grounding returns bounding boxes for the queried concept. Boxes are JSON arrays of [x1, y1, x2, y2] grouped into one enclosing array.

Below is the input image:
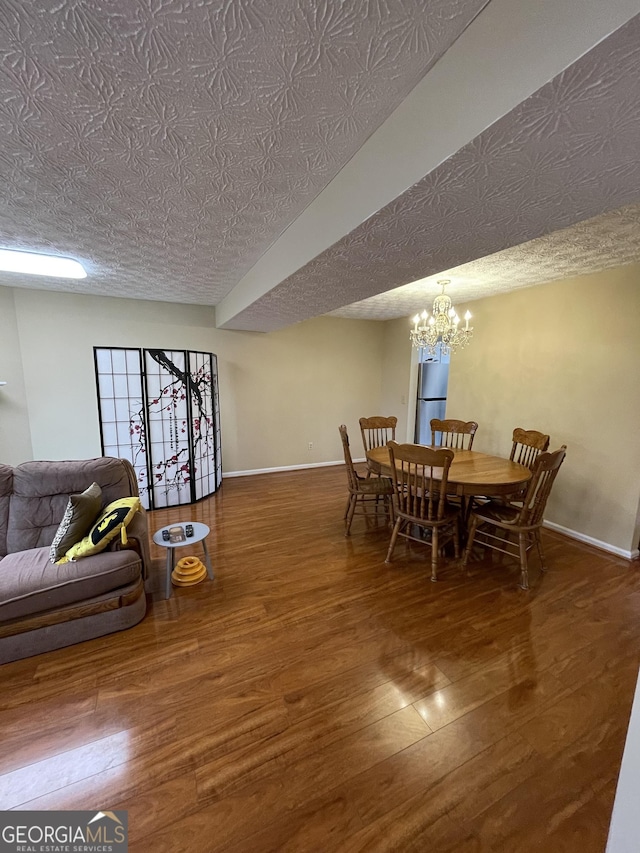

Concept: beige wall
[[4, 262, 639, 555], [380, 317, 415, 442], [0, 287, 32, 464], [4, 288, 385, 473], [445, 264, 640, 555]]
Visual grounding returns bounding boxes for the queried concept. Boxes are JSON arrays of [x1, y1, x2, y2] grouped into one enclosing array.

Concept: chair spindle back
[[517, 445, 567, 527], [430, 418, 478, 450], [387, 441, 454, 523], [359, 416, 397, 454], [339, 425, 360, 492], [510, 428, 550, 470]]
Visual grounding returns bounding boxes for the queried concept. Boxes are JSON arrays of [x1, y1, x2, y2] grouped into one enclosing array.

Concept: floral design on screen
[[94, 347, 221, 509]]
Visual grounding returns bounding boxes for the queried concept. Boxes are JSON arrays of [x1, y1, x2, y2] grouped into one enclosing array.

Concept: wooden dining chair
[[510, 427, 550, 469], [339, 425, 394, 536], [430, 418, 478, 450], [501, 427, 551, 503], [430, 418, 478, 522], [359, 416, 397, 476], [478, 427, 550, 506], [385, 441, 461, 582], [462, 445, 567, 590]]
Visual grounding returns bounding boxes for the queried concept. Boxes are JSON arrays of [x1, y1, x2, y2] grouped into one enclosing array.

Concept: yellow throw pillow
[[57, 497, 141, 563]]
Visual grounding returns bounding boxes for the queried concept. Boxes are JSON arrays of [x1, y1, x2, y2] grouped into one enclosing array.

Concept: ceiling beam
[[216, 0, 640, 330]]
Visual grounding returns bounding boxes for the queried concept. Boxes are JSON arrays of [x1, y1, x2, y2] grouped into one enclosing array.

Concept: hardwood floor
[[1, 464, 639, 851]]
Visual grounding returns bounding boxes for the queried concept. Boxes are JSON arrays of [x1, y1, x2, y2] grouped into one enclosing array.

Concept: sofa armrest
[[112, 507, 151, 582]]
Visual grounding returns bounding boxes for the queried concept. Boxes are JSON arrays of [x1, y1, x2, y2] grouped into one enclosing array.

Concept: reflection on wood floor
[[1, 464, 639, 852]]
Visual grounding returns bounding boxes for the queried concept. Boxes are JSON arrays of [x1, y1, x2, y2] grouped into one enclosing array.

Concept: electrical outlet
[[308, 442, 313, 450]]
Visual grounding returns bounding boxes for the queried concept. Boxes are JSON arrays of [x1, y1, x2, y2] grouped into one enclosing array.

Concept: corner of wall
[[0, 286, 33, 464]]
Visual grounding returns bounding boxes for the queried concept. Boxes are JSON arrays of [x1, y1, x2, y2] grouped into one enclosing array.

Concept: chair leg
[[431, 527, 439, 582], [453, 517, 461, 559], [462, 516, 479, 567], [344, 496, 351, 519], [345, 495, 357, 536], [534, 529, 547, 572], [518, 532, 529, 590], [385, 517, 402, 563], [384, 495, 392, 524], [461, 496, 474, 532]]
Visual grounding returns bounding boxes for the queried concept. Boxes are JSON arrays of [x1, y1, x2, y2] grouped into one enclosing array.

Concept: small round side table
[[152, 521, 213, 599]]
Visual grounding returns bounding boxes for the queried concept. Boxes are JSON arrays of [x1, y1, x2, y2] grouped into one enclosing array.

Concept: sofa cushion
[[60, 498, 141, 563], [7, 458, 137, 554], [0, 546, 142, 622], [0, 465, 12, 558], [49, 482, 103, 563]]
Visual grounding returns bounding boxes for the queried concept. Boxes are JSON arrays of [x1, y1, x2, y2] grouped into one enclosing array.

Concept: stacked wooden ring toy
[[171, 555, 207, 587]]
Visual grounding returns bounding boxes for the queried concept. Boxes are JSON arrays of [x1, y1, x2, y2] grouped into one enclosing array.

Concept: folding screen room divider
[[94, 347, 222, 509]]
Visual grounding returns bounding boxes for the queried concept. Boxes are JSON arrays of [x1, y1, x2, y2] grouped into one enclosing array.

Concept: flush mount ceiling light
[[0, 248, 86, 279]]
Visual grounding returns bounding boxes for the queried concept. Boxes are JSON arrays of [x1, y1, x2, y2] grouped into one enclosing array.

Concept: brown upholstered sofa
[[0, 457, 151, 664]]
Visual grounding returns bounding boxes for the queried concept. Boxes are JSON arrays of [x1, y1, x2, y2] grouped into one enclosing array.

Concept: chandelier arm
[[409, 280, 473, 355]]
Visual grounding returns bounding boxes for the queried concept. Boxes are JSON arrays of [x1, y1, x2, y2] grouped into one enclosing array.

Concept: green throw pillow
[[57, 497, 141, 564], [49, 482, 103, 563]]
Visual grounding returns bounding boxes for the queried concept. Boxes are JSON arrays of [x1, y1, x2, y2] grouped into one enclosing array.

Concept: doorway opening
[[414, 344, 450, 444]]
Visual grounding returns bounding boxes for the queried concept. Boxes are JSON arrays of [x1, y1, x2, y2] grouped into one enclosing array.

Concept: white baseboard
[[224, 459, 349, 478], [543, 520, 639, 561]]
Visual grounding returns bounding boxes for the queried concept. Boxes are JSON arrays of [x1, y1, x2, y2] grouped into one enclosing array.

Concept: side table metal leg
[[165, 548, 173, 599], [202, 538, 214, 580]]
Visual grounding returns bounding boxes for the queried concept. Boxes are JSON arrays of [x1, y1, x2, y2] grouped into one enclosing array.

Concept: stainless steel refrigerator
[[414, 360, 449, 444]]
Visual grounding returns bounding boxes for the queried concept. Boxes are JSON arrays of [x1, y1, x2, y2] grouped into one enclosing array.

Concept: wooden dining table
[[366, 445, 532, 499]]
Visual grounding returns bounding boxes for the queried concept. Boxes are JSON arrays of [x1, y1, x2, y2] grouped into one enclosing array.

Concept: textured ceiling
[[225, 13, 640, 330], [0, 0, 487, 302], [328, 203, 640, 319], [1, 2, 639, 329]]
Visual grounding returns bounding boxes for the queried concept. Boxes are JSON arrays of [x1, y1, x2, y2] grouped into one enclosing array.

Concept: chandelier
[[409, 280, 473, 356]]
